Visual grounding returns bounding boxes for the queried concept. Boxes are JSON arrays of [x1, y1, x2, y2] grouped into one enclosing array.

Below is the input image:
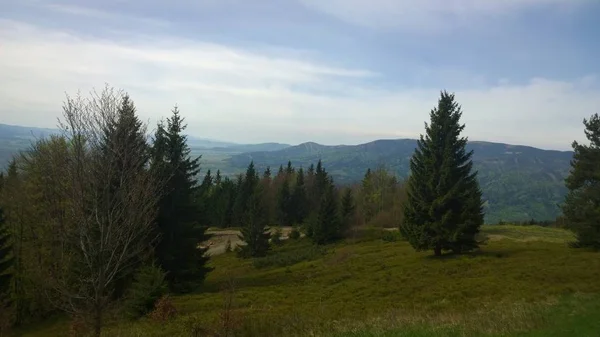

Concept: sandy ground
[[202, 226, 296, 256]]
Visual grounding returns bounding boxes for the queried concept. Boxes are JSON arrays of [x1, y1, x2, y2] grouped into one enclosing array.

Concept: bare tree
[[41, 85, 162, 336]]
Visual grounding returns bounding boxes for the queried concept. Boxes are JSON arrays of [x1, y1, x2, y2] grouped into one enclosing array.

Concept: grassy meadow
[[17, 225, 600, 337]]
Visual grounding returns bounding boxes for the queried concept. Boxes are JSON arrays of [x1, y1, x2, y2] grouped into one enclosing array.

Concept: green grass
[[17, 225, 600, 337]]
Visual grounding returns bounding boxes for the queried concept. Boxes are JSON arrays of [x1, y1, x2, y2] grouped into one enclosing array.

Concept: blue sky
[[1, 0, 599, 150]]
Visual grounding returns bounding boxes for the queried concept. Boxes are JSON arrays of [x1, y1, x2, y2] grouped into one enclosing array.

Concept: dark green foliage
[[151, 107, 212, 293], [277, 178, 293, 226], [271, 227, 283, 246], [0, 208, 13, 298], [401, 91, 484, 256], [123, 264, 168, 320], [312, 178, 342, 245], [341, 188, 356, 231], [252, 245, 326, 269], [237, 162, 271, 258], [561, 113, 600, 249], [238, 183, 271, 258], [291, 168, 308, 224], [102, 95, 151, 298], [289, 227, 301, 240]]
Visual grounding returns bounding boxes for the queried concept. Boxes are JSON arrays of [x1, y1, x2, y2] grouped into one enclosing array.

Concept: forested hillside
[[227, 140, 573, 223]]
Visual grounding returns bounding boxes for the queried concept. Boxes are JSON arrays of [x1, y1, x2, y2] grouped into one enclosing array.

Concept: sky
[[1, 0, 599, 150]]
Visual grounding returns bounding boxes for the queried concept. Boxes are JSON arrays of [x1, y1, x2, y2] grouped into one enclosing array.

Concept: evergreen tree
[[263, 166, 272, 179], [238, 164, 270, 258], [152, 106, 212, 292], [312, 178, 341, 244], [286, 161, 294, 175], [100, 94, 150, 298], [198, 170, 214, 227], [0, 208, 13, 299], [341, 188, 356, 231], [401, 91, 484, 256], [561, 113, 600, 249], [291, 168, 308, 224], [277, 165, 284, 176], [277, 178, 292, 226]]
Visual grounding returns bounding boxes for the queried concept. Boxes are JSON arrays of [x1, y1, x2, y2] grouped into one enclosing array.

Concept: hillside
[[227, 139, 574, 223], [22, 226, 600, 337]]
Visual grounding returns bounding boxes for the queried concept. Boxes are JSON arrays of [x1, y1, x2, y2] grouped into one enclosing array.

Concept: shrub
[[381, 230, 403, 243], [123, 264, 168, 320], [289, 227, 301, 240], [253, 245, 326, 269], [149, 295, 177, 322], [271, 227, 283, 245]]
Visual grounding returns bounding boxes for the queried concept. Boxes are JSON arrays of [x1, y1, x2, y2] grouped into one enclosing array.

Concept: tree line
[[0, 88, 599, 335]]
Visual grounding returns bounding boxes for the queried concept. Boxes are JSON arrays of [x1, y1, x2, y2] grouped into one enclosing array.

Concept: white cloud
[[0, 19, 598, 150], [298, 0, 589, 32]]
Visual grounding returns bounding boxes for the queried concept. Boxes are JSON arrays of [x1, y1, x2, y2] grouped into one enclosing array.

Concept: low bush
[[253, 245, 327, 269], [123, 264, 168, 320], [149, 295, 177, 322]]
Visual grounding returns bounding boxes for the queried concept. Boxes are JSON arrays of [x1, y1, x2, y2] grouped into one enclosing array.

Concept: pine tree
[[341, 188, 356, 231], [561, 113, 600, 249], [401, 91, 484, 256], [291, 168, 308, 224], [278, 178, 292, 226], [152, 106, 212, 292], [99, 94, 151, 299], [312, 178, 341, 245], [0, 207, 13, 299], [286, 161, 294, 175], [238, 165, 270, 258]]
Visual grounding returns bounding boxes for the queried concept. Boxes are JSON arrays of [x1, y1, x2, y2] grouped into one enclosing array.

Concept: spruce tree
[[278, 178, 292, 226], [401, 91, 484, 256], [341, 188, 356, 231], [312, 178, 341, 245], [238, 164, 270, 257], [291, 168, 308, 224], [561, 113, 600, 249], [152, 107, 212, 292], [0, 208, 13, 299]]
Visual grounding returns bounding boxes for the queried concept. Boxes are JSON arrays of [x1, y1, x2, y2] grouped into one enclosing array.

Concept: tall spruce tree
[[291, 168, 308, 224], [0, 207, 13, 299], [401, 91, 484, 256], [278, 177, 293, 226], [238, 163, 270, 257], [102, 94, 151, 298], [341, 188, 356, 231], [152, 106, 212, 292], [561, 113, 600, 249], [312, 177, 341, 244]]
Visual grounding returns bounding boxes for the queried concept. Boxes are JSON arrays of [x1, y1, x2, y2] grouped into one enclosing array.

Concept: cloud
[[298, 0, 590, 32], [0, 17, 598, 150]]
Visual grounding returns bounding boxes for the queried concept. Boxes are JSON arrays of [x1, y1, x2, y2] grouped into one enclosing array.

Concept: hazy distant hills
[[0, 123, 573, 223], [227, 140, 573, 223]]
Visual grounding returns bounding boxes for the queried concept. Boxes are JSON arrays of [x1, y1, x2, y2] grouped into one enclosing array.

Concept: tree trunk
[[93, 306, 102, 337], [434, 245, 442, 257]]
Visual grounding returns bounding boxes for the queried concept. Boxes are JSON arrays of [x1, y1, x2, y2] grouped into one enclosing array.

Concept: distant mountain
[[0, 124, 59, 168], [227, 139, 573, 223], [0, 123, 290, 169], [0, 123, 574, 223]]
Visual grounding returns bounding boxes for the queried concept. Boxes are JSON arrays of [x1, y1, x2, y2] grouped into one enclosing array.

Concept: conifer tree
[[341, 188, 356, 231], [151, 106, 212, 292], [291, 168, 308, 224], [102, 94, 151, 297], [312, 178, 341, 244], [0, 207, 13, 299], [238, 163, 270, 257], [278, 178, 292, 226], [561, 113, 600, 249], [401, 91, 484, 256]]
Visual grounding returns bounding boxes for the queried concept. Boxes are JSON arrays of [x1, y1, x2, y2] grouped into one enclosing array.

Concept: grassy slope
[[18, 225, 600, 337]]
